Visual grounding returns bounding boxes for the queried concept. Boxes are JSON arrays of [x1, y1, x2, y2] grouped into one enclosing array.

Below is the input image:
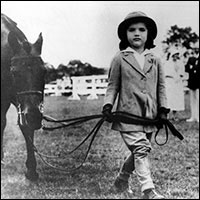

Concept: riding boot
[[113, 153, 135, 193]]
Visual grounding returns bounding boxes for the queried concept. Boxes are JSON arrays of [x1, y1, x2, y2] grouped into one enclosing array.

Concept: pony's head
[[8, 31, 46, 130]]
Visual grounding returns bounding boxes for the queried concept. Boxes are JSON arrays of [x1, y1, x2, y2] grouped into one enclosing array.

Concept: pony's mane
[[1, 13, 28, 42]]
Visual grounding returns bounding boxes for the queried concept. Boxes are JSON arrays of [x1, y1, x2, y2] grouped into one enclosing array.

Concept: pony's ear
[[33, 32, 43, 55], [23, 41, 31, 54], [8, 31, 21, 55]]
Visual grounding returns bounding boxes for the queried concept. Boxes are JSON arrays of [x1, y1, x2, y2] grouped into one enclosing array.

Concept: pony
[[1, 13, 46, 181]]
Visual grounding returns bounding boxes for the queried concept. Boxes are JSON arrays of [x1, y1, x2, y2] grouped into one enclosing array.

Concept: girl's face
[[126, 22, 148, 51]]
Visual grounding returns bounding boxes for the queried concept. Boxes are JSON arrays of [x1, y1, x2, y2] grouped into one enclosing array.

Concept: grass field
[[1, 93, 199, 199]]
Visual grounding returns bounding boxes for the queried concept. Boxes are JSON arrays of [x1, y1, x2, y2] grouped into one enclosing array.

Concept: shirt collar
[[122, 47, 151, 56]]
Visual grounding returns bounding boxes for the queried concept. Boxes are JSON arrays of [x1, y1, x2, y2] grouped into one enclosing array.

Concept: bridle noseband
[[16, 92, 44, 128], [16, 90, 43, 97]]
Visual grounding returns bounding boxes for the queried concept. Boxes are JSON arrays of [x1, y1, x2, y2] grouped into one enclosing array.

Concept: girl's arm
[[103, 54, 121, 107]]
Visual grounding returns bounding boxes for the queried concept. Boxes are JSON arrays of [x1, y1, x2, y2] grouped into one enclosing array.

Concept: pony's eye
[[10, 66, 16, 71], [11, 65, 20, 72]]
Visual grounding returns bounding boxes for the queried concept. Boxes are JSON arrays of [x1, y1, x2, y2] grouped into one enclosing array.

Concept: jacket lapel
[[143, 54, 153, 74], [122, 52, 145, 76]]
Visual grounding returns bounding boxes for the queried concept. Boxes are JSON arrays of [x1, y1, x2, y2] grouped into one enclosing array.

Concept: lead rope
[[29, 116, 105, 172], [31, 112, 183, 172], [154, 123, 169, 146]]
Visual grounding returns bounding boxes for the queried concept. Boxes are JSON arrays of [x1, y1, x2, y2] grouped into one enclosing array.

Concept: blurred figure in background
[[185, 48, 199, 123], [164, 50, 185, 121]]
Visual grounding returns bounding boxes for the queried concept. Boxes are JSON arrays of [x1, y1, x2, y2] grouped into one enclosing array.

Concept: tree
[[58, 60, 106, 76], [44, 63, 58, 83], [162, 25, 199, 55], [44, 60, 106, 83], [57, 64, 70, 78]]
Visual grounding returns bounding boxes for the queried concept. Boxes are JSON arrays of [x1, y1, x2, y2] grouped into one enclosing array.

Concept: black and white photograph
[[1, 1, 199, 199]]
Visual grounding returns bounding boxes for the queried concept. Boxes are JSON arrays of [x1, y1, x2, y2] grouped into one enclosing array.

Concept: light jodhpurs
[[119, 131, 155, 192]]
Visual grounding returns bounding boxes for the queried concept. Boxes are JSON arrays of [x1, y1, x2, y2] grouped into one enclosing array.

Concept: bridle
[[16, 91, 44, 127], [10, 55, 45, 126]]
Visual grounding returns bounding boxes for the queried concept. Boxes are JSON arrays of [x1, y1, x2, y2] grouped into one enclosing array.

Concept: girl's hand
[[102, 104, 113, 122], [156, 107, 170, 129]]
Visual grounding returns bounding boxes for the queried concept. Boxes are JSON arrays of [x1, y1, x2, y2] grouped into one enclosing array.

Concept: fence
[[44, 75, 108, 99], [44, 74, 188, 98], [44, 77, 72, 96], [68, 75, 108, 100]]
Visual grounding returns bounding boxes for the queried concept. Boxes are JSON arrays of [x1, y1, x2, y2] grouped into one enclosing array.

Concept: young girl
[[102, 11, 169, 199]]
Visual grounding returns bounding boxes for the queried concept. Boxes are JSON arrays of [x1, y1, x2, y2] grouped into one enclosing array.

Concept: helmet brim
[[117, 16, 157, 41]]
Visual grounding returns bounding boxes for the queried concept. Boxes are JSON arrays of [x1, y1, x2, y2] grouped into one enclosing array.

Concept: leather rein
[[29, 111, 184, 173]]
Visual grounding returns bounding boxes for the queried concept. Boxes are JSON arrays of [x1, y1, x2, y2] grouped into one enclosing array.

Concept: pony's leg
[[1, 103, 10, 163], [20, 126, 39, 181], [1, 113, 6, 162]]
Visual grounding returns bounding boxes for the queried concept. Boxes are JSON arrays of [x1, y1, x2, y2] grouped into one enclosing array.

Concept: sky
[[1, 1, 199, 69]]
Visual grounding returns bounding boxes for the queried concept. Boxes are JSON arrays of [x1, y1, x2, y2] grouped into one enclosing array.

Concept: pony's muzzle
[[25, 107, 43, 130]]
